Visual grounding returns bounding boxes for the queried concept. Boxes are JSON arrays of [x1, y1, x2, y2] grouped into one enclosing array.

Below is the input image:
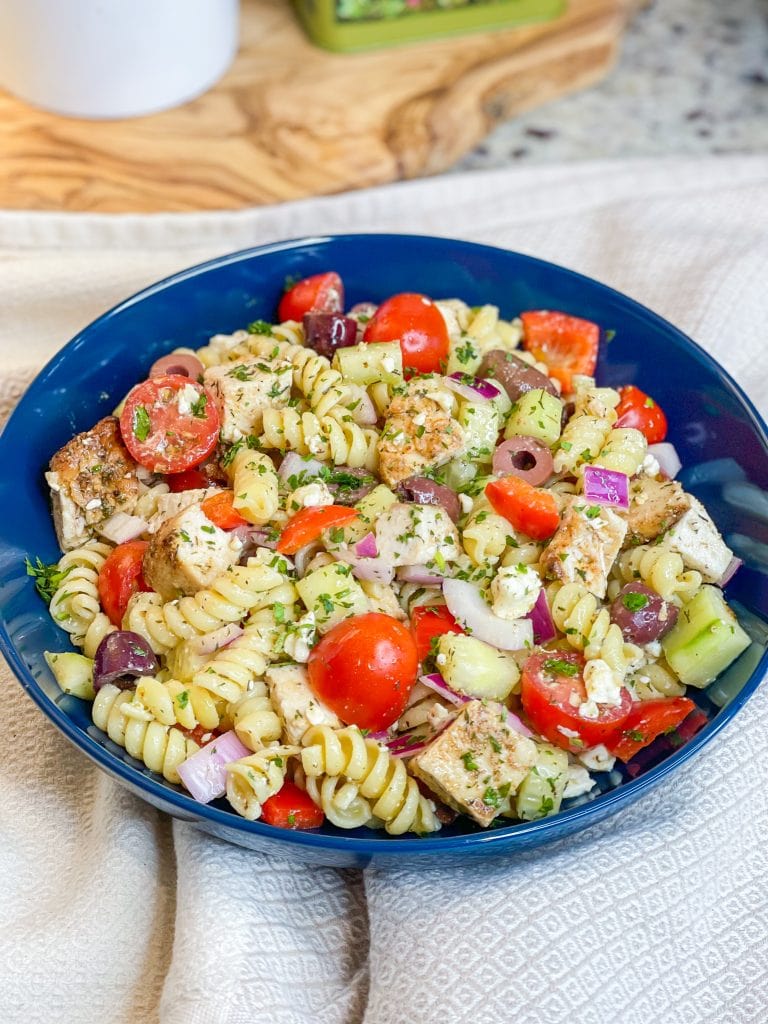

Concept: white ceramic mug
[[0, 0, 239, 119]]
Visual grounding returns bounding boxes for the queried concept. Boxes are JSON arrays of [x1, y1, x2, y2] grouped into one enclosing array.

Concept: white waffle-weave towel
[[1, 155, 768, 1024]]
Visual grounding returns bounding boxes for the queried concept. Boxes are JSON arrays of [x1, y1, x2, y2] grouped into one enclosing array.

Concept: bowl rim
[[2, 231, 767, 855]]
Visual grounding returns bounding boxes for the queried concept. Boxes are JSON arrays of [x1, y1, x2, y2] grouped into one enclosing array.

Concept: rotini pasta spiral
[[225, 744, 298, 820], [301, 726, 440, 835], [227, 447, 279, 525], [92, 683, 200, 784], [628, 659, 686, 700], [193, 622, 279, 705], [294, 766, 373, 829], [81, 612, 116, 660], [462, 496, 510, 566], [49, 539, 113, 640], [548, 582, 641, 681], [135, 675, 221, 731], [133, 480, 171, 521], [260, 407, 378, 470], [229, 684, 283, 751], [123, 559, 286, 655], [593, 427, 647, 477], [613, 545, 702, 606]]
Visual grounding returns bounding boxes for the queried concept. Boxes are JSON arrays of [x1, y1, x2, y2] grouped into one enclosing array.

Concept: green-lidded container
[[292, 0, 566, 53]]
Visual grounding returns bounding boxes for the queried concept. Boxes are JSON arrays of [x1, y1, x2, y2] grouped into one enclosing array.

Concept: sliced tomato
[[276, 505, 359, 555], [97, 540, 153, 627], [363, 292, 449, 375], [119, 374, 219, 474], [485, 476, 560, 541], [615, 385, 668, 445], [278, 272, 343, 322], [411, 605, 464, 664], [521, 310, 600, 394], [200, 490, 249, 530], [166, 468, 210, 492], [521, 650, 632, 753], [307, 612, 419, 732], [606, 697, 696, 762], [261, 780, 325, 829]]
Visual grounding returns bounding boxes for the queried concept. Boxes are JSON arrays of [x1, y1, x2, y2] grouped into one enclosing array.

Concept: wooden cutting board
[[0, 0, 632, 213]]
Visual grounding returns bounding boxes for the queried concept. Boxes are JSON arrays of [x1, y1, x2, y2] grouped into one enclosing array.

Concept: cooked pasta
[[227, 447, 279, 525], [548, 582, 642, 681], [49, 539, 113, 640], [593, 427, 648, 477], [613, 545, 703, 606], [261, 407, 378, 469], [225, 745, 298, 820]]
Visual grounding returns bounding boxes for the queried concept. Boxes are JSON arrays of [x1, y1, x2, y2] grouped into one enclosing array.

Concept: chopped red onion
[[396, 564, 445, 586], [177, 730, 252, 803], [525, 589, 557, 645], [278, 452, 325, 484], [447, 372, 501, 401], [349, 390, 378, 426], [506, 710, 533, 738], [419, 672, 470, 707], [192, 623, 244, 656], [442, 578, 534, 652], [648, 442, 682, 480], [336, 549, 395, 584], [354, 532, 378, 558], [294, 541, 323, 578], [98, 511, 148, 544], [386, 733, 432, 758], [582, 465, 629, 510], [719, 555, 743, 587], [366, 729, 391, 742]]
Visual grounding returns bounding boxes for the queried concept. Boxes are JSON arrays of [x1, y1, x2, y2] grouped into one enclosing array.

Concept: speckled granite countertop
[[458, 0, 768, 169]]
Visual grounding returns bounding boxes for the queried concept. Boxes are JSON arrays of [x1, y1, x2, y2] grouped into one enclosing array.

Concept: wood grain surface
[[0, 0, 632, 213]]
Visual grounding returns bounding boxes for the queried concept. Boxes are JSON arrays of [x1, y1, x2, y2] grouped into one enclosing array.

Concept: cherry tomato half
[[166, 468, 211, 492], [485, 476, 560, 541], [520, 310, 600, 394], [606, 697, 695, 762], [615, 385, 668, 445], [119, 374, 219, 474], [276, 505, 360, 555], [278, 272, 344, 322], [97, 540, 153, 627], [363, 293, 449, 375], [410, 605, 464, 664], [521, 650, 632, 753], [261, 780, 325, 830], [200, 491, 249, 531], [307, 612, 419, 732]]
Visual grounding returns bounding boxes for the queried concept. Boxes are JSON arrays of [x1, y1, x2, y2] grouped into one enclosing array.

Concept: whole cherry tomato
[[307, 612, 419, 732], [278, 272, 343, 322], [363, 292, 449, 375], [615, 385, 668, 444], [521, 650, 632, 754], [97, 540, 153, 627]]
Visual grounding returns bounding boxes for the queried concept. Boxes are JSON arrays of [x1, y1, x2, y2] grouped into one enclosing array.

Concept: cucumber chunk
[[515, 743, 569, 820], [504, 388, 562, 448], [296, 562, 370, 635], [661, 585, 751, 688], [437, 632, 520, 700], [45, 651, 95, 701]]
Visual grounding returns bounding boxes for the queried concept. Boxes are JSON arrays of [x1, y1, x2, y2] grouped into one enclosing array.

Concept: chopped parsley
[[133, 405, 151, 442], [273, 602, 285, 624], [455, 339, 478, 365], [200, 524, 215, 535], [482, 786, 501, 809], [25, 556, 72, 605], [584, 505, 602, 519], [175, 690, 190, 710], [328, 526, 346, 544], [543, 658, 579, 677], [622, 592, 650, 612], [190, 393, 207, 418], [247, 319, 273, 335], [460, 751, 479, 772]]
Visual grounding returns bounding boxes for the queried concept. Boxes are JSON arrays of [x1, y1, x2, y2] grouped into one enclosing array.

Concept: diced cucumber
[[45, 651, 95, 701], [515, 743, 569, 821], [332, 342, 403, 386], [504, 388, 562, 447], [445, 339, 483, 377], [437, 632, 520, 700], [441, 457, 477, 493], [324, 484, 398, 548], [296, 562, 370, 635], [457, 399, 502, 464], [662, 585, 751, 688]]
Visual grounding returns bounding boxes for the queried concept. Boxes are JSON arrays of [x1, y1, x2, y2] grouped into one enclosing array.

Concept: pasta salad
[[31, 270, 751, 835]]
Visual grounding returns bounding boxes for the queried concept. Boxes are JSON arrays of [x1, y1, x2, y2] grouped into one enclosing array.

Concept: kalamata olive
[[397, 476, 461, 523], [478, 350, 558, 403], [323, 466, 378, 505], [93, 630, 159, 692], [303, 312, 357, 360], [149, 353, 204, 380], [493, 436, 554, 486], [610, 583, 679, 645]]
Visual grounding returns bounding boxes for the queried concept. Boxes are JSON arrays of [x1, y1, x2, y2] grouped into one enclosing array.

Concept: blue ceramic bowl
[[2, 234, 767, 869]]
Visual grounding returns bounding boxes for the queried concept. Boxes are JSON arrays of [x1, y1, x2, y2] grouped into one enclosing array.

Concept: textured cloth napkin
[[2, 156, 768, 1024]]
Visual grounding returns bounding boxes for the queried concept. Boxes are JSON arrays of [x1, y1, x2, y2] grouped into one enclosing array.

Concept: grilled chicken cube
[[626, 477, 690, 546], [45, 416, 139, 551], [265, 663, 341, 746], [142, 503, 243, 600], [378, 383, 465, 488], [375, 502, 460, 568], [409, 699, 537, 827], [664, 494, 733, 583], [541, 500, 627, 599], [203, 359, 293, 443]]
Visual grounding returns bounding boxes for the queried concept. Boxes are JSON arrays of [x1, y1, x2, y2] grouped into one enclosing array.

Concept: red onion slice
[[191, 623, 244, 656], [442, 578, 534, 651], [278, 452, 325, 484], [525, 589, 557, 645], [719, 556, 743, 587], [336, 549, 395, 584], [396, 565, 445, 586], [419, 673, 470, 707], [355, 532, 378, 558], [507, 710, 534, 738], [447, 372, 501, 401], [582, 465, 629, 510], [648, 442, 682, 480], [177, 730, 252, 803], [493, 437, 553, 486]]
